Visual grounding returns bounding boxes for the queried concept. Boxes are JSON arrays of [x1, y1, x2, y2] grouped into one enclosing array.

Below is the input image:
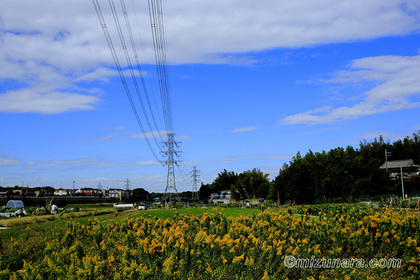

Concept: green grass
[[65, 203, 115, 210], [0, 207, 260, 245], [128, 206, 263, 220]]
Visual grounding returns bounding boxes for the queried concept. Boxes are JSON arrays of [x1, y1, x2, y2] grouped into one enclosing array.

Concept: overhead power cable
[[109, 0, 162, 149], [148, 0, 173, 133], [92, 0, 163, 164], [93, 0, 191, 192], [120, 0, 165, 142]]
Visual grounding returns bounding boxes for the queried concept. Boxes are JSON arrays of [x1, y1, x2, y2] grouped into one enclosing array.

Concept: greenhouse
[[5, 200, 24, 209]]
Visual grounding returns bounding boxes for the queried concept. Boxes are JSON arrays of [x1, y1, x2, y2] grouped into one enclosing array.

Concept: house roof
[[380, 159, 420, 170]]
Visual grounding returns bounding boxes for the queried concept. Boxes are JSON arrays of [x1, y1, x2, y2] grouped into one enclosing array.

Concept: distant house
[[380, 159, 420, 179], [12, 189, 23, 196], [76, 188, 102, 196], [210, 191, 231, 204], [20, 188, 36, 197], [54, 188, 69, 196], [109, 189, 131, 200]]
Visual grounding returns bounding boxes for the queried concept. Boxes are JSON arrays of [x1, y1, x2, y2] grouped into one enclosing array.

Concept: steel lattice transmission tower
[[161, 132, 181, 202], [124, 178, 130, 190], [191, 166, 200, 200]]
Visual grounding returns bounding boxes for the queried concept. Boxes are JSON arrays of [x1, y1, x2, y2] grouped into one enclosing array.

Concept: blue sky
[[1, 0, 420, 192]]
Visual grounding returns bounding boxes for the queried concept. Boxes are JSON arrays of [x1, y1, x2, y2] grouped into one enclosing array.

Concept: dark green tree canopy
[[132, 188, 150, 202], [200, 168, 270, 201], [273, 132, 420, 204]]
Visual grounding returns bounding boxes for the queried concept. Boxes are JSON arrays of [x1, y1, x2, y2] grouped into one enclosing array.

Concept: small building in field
[[209, 191, 231, 204], [109, 189, 131, 200], [5, 200, 24, 209], [380, 159, 420, 179], [54, 188, 69, 196]]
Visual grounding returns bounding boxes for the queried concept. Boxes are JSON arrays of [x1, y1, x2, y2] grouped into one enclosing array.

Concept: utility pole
[[98, 182, 102, 197], [401, 166, 405, 199], [191, 166, 200, 200], [161, 132, 181, 202], [385, 149, 392, 175]]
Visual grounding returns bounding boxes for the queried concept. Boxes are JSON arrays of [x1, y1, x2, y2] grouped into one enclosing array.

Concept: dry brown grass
[[0, 209, 114, 227]]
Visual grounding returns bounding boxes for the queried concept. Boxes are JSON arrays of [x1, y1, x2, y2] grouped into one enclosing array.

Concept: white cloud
[[0, 54, 101, 114], [2, 0, 419, 66], [74, 68, 119, 83], [112, 126, 126, 131], [129, 160, 158, 166], [130, 131, 189, 145], [1, 1, 419, 67], [233, 126, 258, 132], [1, 1, 420, 114], [28, 157, 159, 167], [74, 133, 120, 142], [281, 55, 420, 125], [166, 0, 420, 63], [0, 155, 22, 166], [0, 88, 99, 114], [321, 127, 341, 131], [190, 153, 291, 165], [74, 68, 146, 83], [359, 131, 409, 142], [176, 135, 190, 141], [131, 131, 168, 139], [28, 158, 108, 166]]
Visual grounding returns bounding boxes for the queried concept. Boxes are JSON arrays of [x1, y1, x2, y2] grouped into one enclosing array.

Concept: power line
[[175, 165, 192, 186], [120, 0, 165, 142], [130, 0, 166, 137], [93, 0, 191, 198], [148, 0, 186, 201], [148, 0, 173, 132], [109, 0, 162, 148], [92, 0, 163, 164]]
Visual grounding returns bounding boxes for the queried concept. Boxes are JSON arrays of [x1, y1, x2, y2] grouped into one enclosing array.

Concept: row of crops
[[295, 204, 375, 216], [1, 206, 419, 279]]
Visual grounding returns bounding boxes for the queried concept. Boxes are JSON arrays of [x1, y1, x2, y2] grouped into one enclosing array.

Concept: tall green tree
[[132, 188, 150, 202], [211, 169, 239, 192], [199, 183, 212, 202], [272, 132, 420, 204]]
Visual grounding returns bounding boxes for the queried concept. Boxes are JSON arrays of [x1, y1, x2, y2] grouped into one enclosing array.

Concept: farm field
[[0, 205, 419, 279]]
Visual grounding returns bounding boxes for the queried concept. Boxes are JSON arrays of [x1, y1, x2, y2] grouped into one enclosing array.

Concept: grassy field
[[1, 205, 419, 279], [0, 206, 259, 241], [132, 207, 260, 220], [0, 206, 258, 272]]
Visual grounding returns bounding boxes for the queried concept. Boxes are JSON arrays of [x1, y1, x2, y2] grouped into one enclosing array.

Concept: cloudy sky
[[1, 0, 419, 192]]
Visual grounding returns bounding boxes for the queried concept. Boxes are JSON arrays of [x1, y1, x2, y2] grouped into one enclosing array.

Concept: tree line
[[199, 132, 420, 204], [199, 168, 271, 201]]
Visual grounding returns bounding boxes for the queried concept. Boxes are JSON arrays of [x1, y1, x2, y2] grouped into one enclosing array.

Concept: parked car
[[138, 203, 147, 210]]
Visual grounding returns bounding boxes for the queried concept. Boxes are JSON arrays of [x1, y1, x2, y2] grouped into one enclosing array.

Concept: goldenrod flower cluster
[[2, 208, 419, 279]]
